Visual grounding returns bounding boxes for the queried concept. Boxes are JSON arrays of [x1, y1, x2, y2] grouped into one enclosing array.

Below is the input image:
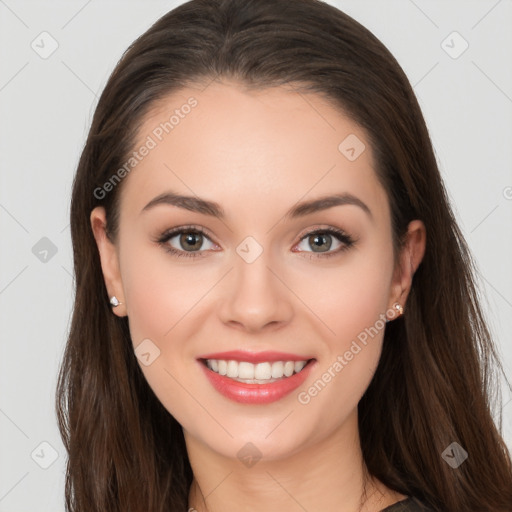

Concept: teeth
[[294, 361, 306, 373], [271, 361, 284, 378], [255, 362, 272, 380], [226, 360, 238, 378], [238, 361, 254, 379], [284, 361, 294, 377], [218, 360, 227, 376], [205, 359, 309, 381]]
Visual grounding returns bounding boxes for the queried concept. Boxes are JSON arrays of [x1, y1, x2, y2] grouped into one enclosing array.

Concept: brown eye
[[179, 231, 204, 251], [157, 226, 217, 258], [308, 233, 333, 253], [294, 228, 355, 258]]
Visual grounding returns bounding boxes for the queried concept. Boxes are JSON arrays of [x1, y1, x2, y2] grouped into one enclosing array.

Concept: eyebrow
[[140, 191, 372, 220]]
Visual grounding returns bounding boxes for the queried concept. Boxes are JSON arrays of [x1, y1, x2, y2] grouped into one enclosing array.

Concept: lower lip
[[200, 360, 315, 404]]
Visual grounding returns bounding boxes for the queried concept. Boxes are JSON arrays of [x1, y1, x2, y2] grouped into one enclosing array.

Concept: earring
[[393, 302, 404, 316], [386, 302, 404, 323], [109, 296, 123, 307]]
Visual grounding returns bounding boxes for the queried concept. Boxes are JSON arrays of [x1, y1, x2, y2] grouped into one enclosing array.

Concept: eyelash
[[155, 224, 355, 260]]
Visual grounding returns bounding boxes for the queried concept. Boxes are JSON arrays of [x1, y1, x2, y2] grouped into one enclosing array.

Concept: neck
[[185, 410, 404, 512]]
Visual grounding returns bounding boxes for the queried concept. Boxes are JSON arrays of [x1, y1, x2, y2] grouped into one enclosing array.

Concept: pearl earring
[[393, 302, 404, 316], [109, 296, 123, 307], [385, 302, 404, 323]]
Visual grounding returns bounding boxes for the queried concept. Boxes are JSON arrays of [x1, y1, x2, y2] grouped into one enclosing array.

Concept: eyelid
[[295, 224, 349, 241]]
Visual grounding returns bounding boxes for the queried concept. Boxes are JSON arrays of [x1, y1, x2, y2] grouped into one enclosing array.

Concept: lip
[[198, 350, 311, 363], [198, 357, 316, 404]]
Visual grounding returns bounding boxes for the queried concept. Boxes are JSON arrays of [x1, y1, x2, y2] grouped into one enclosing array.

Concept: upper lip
[[198, 350, 314, 364]]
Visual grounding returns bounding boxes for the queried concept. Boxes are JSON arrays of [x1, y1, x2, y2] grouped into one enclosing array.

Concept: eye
[[294, 227, 355, 258], [156, 225, 355, 260], [156, 226, 218, 258]]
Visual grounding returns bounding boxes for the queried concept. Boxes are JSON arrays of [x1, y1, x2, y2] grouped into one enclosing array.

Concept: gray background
[[1, 1, 511, 510]]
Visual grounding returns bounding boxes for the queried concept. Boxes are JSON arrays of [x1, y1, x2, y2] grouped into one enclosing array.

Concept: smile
[[198, 351, 316, 404], [204, 359, 308, 383]]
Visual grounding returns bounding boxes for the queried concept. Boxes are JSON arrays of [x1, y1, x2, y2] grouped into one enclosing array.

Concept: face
[[91, 80, 424, 462]]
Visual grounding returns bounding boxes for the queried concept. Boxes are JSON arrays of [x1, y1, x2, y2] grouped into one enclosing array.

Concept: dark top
[[381, 497, 435, 511]]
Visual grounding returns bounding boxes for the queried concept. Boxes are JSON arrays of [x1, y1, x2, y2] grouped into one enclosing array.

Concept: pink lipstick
[[197, 350, 316, 404]]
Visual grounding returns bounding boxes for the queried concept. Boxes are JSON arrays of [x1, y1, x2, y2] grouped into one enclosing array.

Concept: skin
[[91, 80, 426, 512]]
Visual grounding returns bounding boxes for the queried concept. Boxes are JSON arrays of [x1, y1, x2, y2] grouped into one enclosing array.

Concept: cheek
[[338, 256, 391, 342], [290, 237, 393, 349], [295, 263, 391, 426], [123, 263, 171, 345], [120, 238, 210, 344]]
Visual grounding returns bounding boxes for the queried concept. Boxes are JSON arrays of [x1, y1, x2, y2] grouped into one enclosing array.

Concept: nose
[[217, 247, 294, 333]]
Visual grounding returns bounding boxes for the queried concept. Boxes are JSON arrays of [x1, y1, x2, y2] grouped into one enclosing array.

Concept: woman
[[55, 0, 512, 511]]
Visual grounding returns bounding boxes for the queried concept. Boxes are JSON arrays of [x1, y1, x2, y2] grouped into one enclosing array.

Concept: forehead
[[119, 80, 388, 222]]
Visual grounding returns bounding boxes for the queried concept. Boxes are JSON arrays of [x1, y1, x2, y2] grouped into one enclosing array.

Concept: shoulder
[[380, 496, 437, 512]]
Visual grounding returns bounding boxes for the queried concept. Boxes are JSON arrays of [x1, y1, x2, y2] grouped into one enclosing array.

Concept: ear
[[387, 219, 426, 315], [90, 207, 127, 317]]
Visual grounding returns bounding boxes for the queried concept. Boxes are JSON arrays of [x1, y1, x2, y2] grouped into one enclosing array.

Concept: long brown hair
[[55, 0, 512, 510]]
